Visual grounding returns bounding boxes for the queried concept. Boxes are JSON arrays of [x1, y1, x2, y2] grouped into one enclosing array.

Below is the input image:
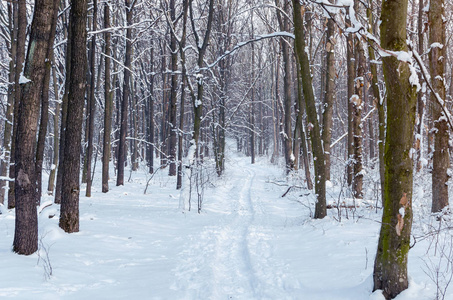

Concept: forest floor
[[0, 141, 452, 299]]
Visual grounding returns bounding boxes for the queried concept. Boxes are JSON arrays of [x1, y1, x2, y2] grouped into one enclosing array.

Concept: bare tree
[[429, 0, 449, 213], [14, 0, 59, 254], [292, 0, 326, 219], [373, 0, 418, 296], [59, 0, 88, 233]]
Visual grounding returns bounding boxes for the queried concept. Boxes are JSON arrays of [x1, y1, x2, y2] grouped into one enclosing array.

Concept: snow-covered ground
[[0, 142, 452, 299]]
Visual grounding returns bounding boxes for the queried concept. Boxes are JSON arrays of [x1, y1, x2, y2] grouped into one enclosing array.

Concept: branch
[[410, 44, 453, 131], [204, 31, 294, 70]]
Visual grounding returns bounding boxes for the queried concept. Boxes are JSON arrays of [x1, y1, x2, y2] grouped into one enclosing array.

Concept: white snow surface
[[0, 141, 451, 299]]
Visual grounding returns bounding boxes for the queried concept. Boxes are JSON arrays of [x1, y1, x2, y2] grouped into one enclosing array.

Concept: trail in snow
[[173, 155, 292, 299]]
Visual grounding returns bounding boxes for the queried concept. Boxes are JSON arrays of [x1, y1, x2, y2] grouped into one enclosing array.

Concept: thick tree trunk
[[429, 0, 449, 213], [14, 0, 58, 255], [292, 1, 326, 219], [59, 0, 88, 233], [373, 0, 417, 296], [102, 2, 112, 193], [35, 5, 58, 205]]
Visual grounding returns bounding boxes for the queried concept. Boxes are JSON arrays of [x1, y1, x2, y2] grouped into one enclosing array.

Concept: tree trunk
[[322, 17, 336, 181], [160, 46, 168, 168], [276, 0, 293, 172], [429, 0, 449, 212], [86, 0, 97, 197], [189, 0, 214, 160], [14, 0, 58, 255], [176, 1, 189, 188], [352, 39, 365, 199], [102, 1, 112, 193], [131, 82, 138, 171], [415, 0, 425, 172], [168, 0, 178, 176], [59, 0, 88, 233], [271, 55, 279, 163], [250, 29, 256, 165], [373, 0, 417, 296], [292, 1, 326, 219], [55, 14, 72, 204], [295, 60, 313, 190], [0, 1, 17, 204], [35, 52, 52, 205], [47, 58, 60, 195], [117, 0, 134, 186], [35, 4, 58, 205], [8, 0, 27, 209], [346, 12, 355, 187], [366, 1, 384, 203]]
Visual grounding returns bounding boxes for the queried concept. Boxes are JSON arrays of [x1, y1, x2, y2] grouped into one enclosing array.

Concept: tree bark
[[102, 1, 112, 193], [346, 12, 355, 187], [14, 0, 58, 255], [189, 0, 214, 159], [415, 0, 425, 172], [322, 17, 336, 181], [352, 39, 365, 199], [55, 14, 72, 204], [59, 0, 88, 233], [35, 4, 58, 205], [429, 0, 449, 213], [366, 1, 385, 203], [295, 60, 313, 190], [117, 0, 134, 186], [373, 0, 417, 296], [47, 58, 60, 195], [292, 1, 326, 219], [8, 0, 27, 209], [176, 0, 189, 188], [86, 0, 98, 197], [168, 0, 178, 176], [276, 0, 294, 173]]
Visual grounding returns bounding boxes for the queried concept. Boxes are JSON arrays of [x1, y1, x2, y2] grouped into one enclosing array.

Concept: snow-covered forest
[[0, 0, 452, 299]]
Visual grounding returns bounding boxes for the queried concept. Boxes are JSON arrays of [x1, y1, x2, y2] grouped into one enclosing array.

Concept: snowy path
[[173, 161, 286, 299]]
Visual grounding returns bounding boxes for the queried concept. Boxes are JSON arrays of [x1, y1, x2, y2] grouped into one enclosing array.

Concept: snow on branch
[[409, 43, 453, 131], [204, 32, 295, 70]]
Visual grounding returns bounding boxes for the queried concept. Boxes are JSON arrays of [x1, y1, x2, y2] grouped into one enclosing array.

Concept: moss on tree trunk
[[373, 0, 417, 296]]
